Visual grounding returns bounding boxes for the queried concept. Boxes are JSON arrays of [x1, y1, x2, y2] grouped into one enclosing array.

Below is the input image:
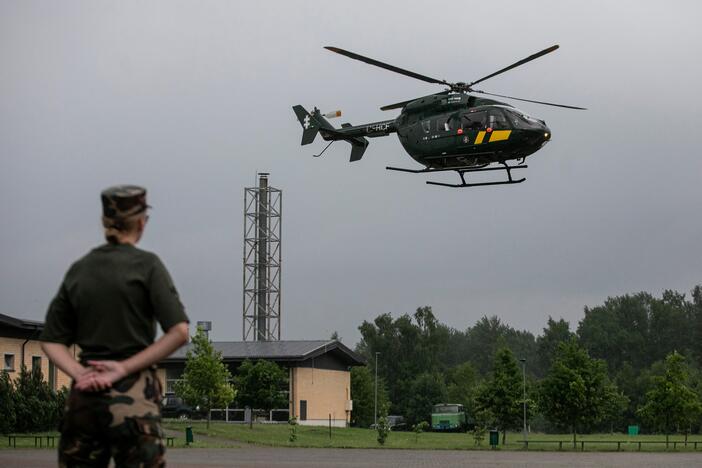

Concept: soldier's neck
[[115, 230, 142, 246]]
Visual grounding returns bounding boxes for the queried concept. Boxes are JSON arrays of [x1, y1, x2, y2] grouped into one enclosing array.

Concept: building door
[[300, 400, 307, 421]]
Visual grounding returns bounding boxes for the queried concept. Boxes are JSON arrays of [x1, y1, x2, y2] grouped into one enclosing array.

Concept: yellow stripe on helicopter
[[475, 131, 486, 144], [489, 130, 511, 143]]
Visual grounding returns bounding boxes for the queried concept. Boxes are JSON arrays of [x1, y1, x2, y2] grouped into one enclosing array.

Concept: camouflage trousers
[[58, 368, 165, 467]]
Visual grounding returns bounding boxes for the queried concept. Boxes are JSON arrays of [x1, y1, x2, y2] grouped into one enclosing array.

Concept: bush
[[413, 421, 429, 442], [0, 367, 67, 433], [288, 417, 298, 442], [376, 416, 390, 445]]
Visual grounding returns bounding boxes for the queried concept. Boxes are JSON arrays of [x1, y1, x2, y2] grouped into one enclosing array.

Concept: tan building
[[1, 313, 364, 428], [0, 313, 76, 390], [162, 340, 365, 427]]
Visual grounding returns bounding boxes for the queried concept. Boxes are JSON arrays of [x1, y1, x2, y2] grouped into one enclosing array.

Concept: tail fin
[[293, 105, 335, 145], [293, 105, 369, 161], [349, 137, 369, 162]]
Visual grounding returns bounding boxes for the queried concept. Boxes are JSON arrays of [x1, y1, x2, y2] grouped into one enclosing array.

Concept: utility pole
[[520, 358, 527, 445], [374, 352, 380, 427]]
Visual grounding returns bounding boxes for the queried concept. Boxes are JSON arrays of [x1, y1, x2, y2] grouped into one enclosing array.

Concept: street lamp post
[[374, 352, 380, 428], [520, 358, 527, 445]]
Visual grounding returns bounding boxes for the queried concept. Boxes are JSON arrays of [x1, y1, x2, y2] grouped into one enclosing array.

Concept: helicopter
[[293, 45, 585, 188]]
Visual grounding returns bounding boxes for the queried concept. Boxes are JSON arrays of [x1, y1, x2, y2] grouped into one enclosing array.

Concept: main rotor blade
[[473, 89, 587, 110], [469, 45, 560, 87], [325, 46, 449, 86], [380, 91, 449, 111], [380, 99, 416, 111]]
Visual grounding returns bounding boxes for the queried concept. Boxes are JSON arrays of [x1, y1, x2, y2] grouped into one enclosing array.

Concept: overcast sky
[[1, 1, 701, 345]]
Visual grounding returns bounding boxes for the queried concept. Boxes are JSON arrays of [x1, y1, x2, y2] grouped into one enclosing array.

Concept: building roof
[[0, 313, 44, 330], [0, 313, 44, 340], [0, 313, 366, 367], [166, 339, 365, 366]]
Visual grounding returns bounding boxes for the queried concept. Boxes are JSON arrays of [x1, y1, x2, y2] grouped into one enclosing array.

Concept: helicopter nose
[[542, 125, 551, 144]]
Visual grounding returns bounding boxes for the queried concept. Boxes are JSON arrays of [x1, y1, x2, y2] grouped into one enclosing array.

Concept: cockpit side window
[[463, 111, 486, 130], [487, 109, 509, 130], [421, 119, 431, 133]]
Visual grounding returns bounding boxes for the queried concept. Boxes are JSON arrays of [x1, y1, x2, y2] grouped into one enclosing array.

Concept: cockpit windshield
[[504, 108, 543, 129]]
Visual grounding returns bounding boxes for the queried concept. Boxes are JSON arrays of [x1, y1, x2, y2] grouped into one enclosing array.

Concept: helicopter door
[[458, 110, 487, 150], [432, 114, 455, 153]]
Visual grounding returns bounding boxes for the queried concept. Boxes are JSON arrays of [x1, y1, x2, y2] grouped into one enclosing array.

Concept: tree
[[356, 307, 450, 418], [577, 293, 652, 373], [174, 328, 236, 428], [691, 286, 702, 363], [601, 384, 629, 433], [13, 365, 57, 432], [538, 339, 612, 447], [405, 372, 447, 426], [235, 359, 288, 412], [446, 362, 479, 414], [0, 371, 16, 434], [648, 291, 695, 363], [637, 351, 702, 446], [350, 365, 388, 427], [463, 316, 537, 375], [535, 317, 573, 377], [475, 347, 524, 444]]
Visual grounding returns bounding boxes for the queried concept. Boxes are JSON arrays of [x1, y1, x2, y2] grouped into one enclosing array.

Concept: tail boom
[[293, 105, 396, 161]]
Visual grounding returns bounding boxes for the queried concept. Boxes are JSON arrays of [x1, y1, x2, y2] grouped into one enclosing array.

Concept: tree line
[[351, 285, 702, 442]]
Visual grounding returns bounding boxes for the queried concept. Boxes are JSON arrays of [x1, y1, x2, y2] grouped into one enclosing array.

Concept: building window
[[32, 356, 42, 373], [300, 400, 307, 421], [49, 361, 57, 390], [3, 354, 14, 372], [166, 379, 182, 394]]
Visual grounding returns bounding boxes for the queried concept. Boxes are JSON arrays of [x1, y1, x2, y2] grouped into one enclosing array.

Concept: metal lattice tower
[[243, 173, 281, 341]]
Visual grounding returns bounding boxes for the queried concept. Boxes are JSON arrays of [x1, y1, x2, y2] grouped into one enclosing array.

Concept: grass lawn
[[5, 423, 700, 452], [161, 421, 702, 452]]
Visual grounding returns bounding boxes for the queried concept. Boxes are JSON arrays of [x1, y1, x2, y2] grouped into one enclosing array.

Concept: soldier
[[40, 185, 190, 467]]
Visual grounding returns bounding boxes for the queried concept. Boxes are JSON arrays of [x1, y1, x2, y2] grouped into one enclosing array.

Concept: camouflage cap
[[101, 185, 150, 220]]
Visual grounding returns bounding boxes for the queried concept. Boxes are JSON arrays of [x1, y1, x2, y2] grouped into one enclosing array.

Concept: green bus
[[431, 403, 468, 432]]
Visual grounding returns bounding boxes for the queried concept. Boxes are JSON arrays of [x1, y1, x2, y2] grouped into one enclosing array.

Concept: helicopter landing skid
[[385, 162, 528, 188]]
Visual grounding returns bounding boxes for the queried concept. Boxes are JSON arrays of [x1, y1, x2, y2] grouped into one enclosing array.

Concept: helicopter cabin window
[[487, 109, 509, 130], [437, 116, 453, 132], [421, 119, 431, 133], [463, 111, 486, 130]]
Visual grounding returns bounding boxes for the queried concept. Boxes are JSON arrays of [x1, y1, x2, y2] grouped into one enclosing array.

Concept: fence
[[519, 439, 702, 451], [208, 407, 289, 423]]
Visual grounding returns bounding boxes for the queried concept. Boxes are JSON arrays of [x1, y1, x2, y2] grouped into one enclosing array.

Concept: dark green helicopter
[[293, 45, 585, 188]]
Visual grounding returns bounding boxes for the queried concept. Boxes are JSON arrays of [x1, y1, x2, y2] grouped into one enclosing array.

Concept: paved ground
[[2, 447, 702, 467]]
